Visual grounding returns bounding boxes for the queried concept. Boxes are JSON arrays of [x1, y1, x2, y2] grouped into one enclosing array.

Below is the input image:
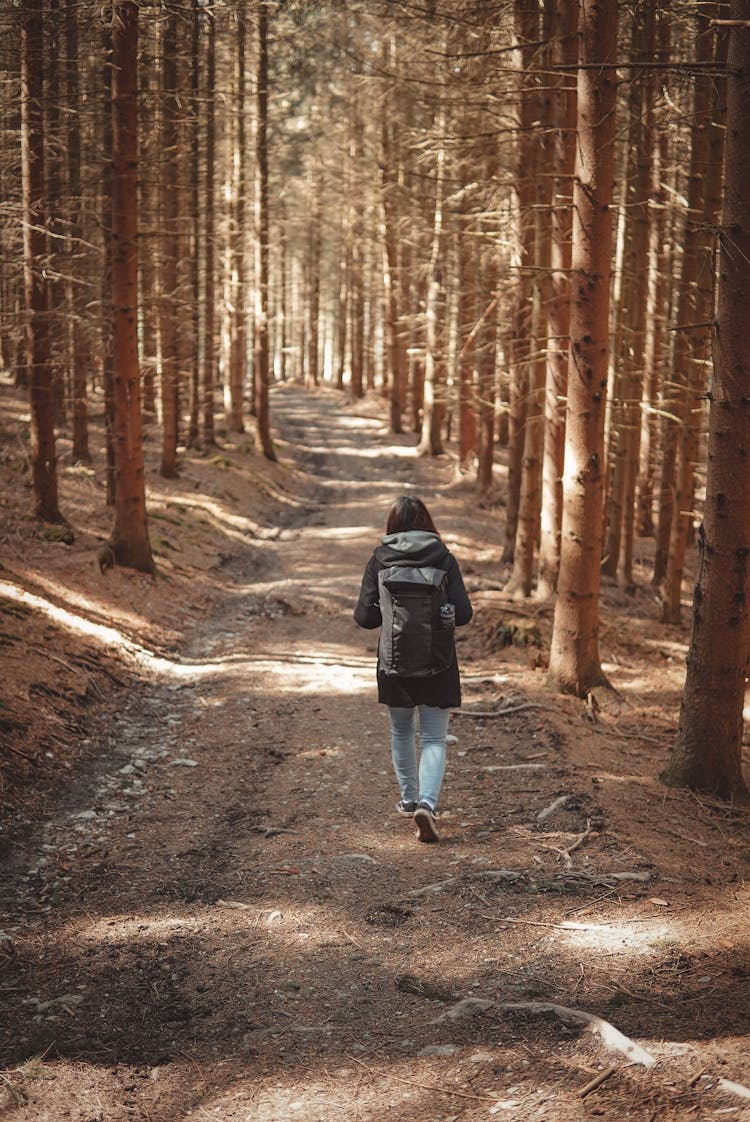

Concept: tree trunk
[[159, 1, 179, 477], [537, 0, 577, 599], [254, 0, 276, 460], [66, 0, 90, 462], [201, 5, 217, 446], [637, 3, 672, 541], [602, 3, 655, 590], [457, 207, 479, 470], [502, 297, 528, 563], [22, 0, 62, 524], [661, 7, 750, 802], [548, 0, 617, 697], [507, 0, 552, 598], [306, 171, 321, 388], [502, 0, 537, 563], [107, 0, 154, 573], [661, 5, 727, 623], [46, 0, 66, 426], [380, 45, 407, 434], [186, 0, 201, 447], [417, 108, 446, 457], [138, 19, 158, 419], [227, 0, 248, 433], [101, 18, 116, 506]]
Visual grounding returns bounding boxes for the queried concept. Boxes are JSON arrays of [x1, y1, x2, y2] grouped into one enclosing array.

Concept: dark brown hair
[[385, 496, 439, 537]]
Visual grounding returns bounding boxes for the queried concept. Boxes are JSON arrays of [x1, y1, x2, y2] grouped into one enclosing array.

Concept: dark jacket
[[354, 530, 473, 708]]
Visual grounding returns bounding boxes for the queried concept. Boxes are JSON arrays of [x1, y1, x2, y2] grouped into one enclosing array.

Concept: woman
[[354, 496, 473, 842]]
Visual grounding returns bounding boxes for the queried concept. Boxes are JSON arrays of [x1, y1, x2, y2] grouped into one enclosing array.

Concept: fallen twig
[[537, 795, 571, 822], [455, 702, 548, 718], [579, 1065, 618, 1098], [499, 1002, 657, 1067]]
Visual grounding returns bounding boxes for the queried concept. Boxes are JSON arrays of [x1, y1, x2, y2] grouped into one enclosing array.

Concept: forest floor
[[3, 380, 750, 1122]]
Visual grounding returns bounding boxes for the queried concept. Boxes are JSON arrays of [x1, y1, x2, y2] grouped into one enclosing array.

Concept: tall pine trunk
[[661, 5, 727, 623], [602, 3, 655, 590], [159, 1, 179, 477], [107, 0, 154, 573], [503, 0, 537, 563], [66, 0, 90, 463], [227, 1, 248, 432], [537, 0, 577, 599], [661, 7, 750, 802], [201, 5, 217, 446], [417, 108, 446, 457], [254, 0, 276, 460], [548, 0, 617, 697], [22, 0, 62, 523]]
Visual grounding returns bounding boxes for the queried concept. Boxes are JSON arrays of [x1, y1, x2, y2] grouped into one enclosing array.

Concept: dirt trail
[[4, 385, 750, 1121]]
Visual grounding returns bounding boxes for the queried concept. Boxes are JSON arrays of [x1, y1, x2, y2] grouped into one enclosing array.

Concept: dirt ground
[[3, 379, 750, 1122]]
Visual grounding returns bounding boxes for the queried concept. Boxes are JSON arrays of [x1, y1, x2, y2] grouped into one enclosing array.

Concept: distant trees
[[0, 0, 743, 664]]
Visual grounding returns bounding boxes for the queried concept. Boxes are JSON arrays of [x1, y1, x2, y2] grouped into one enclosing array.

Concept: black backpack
[[377, 562, 453, 677]]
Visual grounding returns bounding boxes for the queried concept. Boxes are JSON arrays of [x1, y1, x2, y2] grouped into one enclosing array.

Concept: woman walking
[[354, 496, 473, 842]]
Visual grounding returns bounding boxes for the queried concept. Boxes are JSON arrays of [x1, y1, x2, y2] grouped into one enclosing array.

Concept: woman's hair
[[385, 495, 439, 537]]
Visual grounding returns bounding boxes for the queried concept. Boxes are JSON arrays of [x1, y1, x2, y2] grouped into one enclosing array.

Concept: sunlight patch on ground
[[300, 442, 416, 460], [557, 917, 675, 955], [0, 580, 190, 676], [65, 900, 379, 952], [154, 492, 265, 537], [70, 912, 211, 944], [4, 572, 152, 637], [196, 1072, 453, 1121], [1, 581, 371, 691], [299, 524, 373, 540]]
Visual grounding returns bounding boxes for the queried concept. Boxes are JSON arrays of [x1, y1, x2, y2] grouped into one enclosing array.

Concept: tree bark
[[380, 41, 407, 434], [22, 0, 62, 524], [186, 0, 201, 447], [602, 3, 655, 590], [661, 5, 750, 802], [101, 18, 116, 506], [637, 3, 672, 541], [503, 0, 537, 563], [66, 0, 90, 463], [201, 4, 217, 446], [417, 106, 447, 457], [227, 0, 248, 433], [159, 1, 179, 477], [661, 4, 727, 623], [507, 0, 551, 598], [548, 0, 617, 697], [254, 0, 276, 460], [537, 0, 577, 599], [107, 0, 154, 573]]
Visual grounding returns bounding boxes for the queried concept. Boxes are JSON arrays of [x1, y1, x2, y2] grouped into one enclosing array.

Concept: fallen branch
[[537, 795, 571, 822], [454, 702, 547, 718], [499, 1002, 657, 1068], [579, 1065, 618, 1098]]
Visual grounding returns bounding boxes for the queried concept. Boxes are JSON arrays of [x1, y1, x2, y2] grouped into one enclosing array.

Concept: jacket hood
[[375, 530, 448, 565], [380, 530, 439, 553]]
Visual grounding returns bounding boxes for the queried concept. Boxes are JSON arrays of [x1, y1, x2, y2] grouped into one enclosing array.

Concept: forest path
[[3, 385, 750, 1122]]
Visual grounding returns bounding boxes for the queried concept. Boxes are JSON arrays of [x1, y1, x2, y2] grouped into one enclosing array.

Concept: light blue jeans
[[389, 705, 450, 812]]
